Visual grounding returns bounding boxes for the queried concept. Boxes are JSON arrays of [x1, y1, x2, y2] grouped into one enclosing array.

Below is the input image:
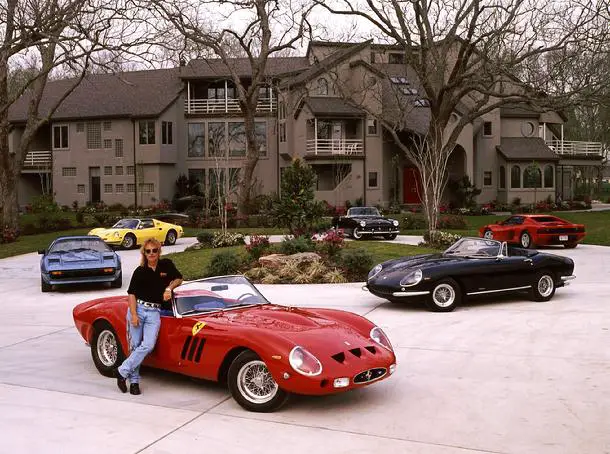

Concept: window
[[278, 100, 286, 120], [370, 51, 376, 63], [162, 121, 173, 145], [367, 118, 378, 135], [104, 166, 112, 176], [483, 171, 492, 186], [544, 165, 554, 188], [139, 121, 155, 145], [521, 121, 535, 137], [388, 53, 404, 64], [524, 166, 542, 188], [316, 78, 328, 96], [499, 166, 506, 189], [104, 184, 113, 193], [228, 122, 246, 157], [208, 122, 226, 157], [511, 165, 521, 188], [368, 171, 379, 188], [103, 121, 112, 131], [76, 122, 84, 133], [483, 121, 493, 136], [86, 122, 102, 149], [229, 168, 241, 191], [414, 99, 430, 107], [255, 122, 267, 156], [62, 167, 76, 177], [279, 123, 286, 143], [53, 125, 69, 149], [77, 184, 85, 193], [127, 183, 135, 193], [401, 87, 418, 95], [188, 169, 205, 195], [116, 184, 124, 193], [390, 76, 409, 84], [139, 183, 154, 193], [115, 139, 124, 157], [115, 166, 123, 175], [188, 123, 205, 157], [127, 166, 135, 175], [103, 139, 112, 149]]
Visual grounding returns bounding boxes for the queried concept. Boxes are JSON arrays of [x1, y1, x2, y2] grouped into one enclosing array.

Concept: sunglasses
[[144, 248, 159, 254]]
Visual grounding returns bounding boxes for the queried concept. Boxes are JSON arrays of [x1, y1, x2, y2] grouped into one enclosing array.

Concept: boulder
[[258, 252, 321, 269]]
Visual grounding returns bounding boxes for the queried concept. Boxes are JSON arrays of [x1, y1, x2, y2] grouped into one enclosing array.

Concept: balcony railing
[[306, 139, 364, 156], [546, 140, 604, 157], [22, 150, 52, 168], [184, 97, 276, 114]]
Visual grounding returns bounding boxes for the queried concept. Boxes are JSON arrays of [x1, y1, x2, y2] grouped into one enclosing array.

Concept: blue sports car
[[39, 236, 122, 292]]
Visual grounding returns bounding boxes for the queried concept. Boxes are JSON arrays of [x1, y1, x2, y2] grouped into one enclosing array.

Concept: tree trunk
[[239, 113, 260, 214], [0, 149, 19, 230]]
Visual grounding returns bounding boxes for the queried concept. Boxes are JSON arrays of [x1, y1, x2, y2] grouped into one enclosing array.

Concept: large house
[[10, 40, 605, 210]]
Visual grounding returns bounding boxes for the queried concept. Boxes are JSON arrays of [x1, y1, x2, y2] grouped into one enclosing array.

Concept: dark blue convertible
[[39, 236, 122, 292]]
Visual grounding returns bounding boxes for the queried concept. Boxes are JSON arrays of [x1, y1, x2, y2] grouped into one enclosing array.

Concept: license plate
[[559, 235, 568, 241]]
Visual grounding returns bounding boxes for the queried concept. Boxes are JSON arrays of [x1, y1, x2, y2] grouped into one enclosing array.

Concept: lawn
[[0, 228, 91, 259], [166, 241, 441, 281]]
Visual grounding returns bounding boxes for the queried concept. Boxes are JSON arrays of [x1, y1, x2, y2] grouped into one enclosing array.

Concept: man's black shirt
[[127, 258, 182, 310]]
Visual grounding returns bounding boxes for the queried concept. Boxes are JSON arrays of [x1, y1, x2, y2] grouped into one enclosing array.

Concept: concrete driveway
[[1, 237, 609, 454]]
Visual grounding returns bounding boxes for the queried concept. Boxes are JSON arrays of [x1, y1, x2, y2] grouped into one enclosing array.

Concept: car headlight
[[399, 269, 423, 286], [359, 220, 366, 227], [392, 220, 399, 226], [289, 346, 322, 376], [368, 263, 382, 279], [370, 326, 393, 351]]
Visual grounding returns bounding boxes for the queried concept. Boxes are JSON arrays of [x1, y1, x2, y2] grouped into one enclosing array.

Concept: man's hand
[[130, 314, 140, 327], [163, 287, 172, 301]]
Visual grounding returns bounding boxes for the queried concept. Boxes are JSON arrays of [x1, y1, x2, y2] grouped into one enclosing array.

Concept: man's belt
[[137, 299, 161, 309]]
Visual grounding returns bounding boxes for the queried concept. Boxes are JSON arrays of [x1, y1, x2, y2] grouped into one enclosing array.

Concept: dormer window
[[389, 53, 404, 64], [317, 78, 328, 96]]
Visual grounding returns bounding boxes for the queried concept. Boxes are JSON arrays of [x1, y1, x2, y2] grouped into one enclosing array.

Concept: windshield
[[49, 238, 112, 253], [444, 237, 501, 257], [174, 275, 269, 316], [347, 207, 380, 217], [112, 219, 139, 229]]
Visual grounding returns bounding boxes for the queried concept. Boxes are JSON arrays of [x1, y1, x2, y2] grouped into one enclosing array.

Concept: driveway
[[1, 237, 609, 453]]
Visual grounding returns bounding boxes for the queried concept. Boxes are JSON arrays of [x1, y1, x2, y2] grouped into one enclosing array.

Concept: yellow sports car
[[88, 218, 184, 249]]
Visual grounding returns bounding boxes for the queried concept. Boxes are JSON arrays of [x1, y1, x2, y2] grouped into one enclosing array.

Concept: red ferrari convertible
[[73, 275, 396, 412], [479, 214, 585, 249]]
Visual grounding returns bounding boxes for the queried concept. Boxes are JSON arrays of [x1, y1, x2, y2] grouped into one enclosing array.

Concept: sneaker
[[115, 369, 127, 393], [130, 383, 141, 395]]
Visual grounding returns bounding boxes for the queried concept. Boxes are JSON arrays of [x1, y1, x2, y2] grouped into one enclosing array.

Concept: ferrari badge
[[192, 321, 206, 336]]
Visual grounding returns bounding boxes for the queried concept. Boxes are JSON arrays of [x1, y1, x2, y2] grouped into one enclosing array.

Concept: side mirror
[[38, 249, 46, 255]]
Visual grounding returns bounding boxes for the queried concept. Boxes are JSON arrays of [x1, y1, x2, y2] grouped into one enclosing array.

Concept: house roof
[[281, 40, 373, 89], [500, 105, 541, 118], [298, 96, 365, 117], [9, 68, 182, 122], [180, 57, 310, 79], [496, 137, 560, 161]]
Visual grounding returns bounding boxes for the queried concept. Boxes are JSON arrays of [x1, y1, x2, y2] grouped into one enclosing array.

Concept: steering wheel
[[237, 292, 256, 302]]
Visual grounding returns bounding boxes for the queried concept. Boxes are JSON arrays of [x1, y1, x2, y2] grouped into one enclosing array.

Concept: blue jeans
[[117, 304, 161, 384]]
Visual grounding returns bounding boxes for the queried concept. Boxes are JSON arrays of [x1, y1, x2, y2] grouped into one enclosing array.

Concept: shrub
[[422, 231, 461, 247], [279, 235, 316, 255], [306, 260, 328, 280], [447, 176, 481, 208], [335, 248, 374, 280], [323, 269, 348, 283], [211, 231, 245, 248], [245, 234, 270, 261], [244, 267, 268, 281], [20, 220, 38, 235], [30, 194, 60, 213], [207, 250, 242, 276], [317, 229, 344, 257], [0, 226, 19, 244], [401, 213, 428, 230], [437, 215, 467, 230], [196, 231, 215, 247]]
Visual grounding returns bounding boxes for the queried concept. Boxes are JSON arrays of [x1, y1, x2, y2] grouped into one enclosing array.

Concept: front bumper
[[354, 228, 400, 235], [363, 285, 429, 297], [43, 270, 121, 286]]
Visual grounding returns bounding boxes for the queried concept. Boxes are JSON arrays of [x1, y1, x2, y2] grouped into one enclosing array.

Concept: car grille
[[51, 268, 115, 279], [331, 345, 377, 364], [353, 367, 387, 384], [180, 335, 206, 363]]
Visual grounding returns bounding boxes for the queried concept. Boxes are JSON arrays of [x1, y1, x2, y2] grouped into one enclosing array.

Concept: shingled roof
[[9, 68, 182, 122], [296, 96, 365, 118], [496, 137, 560, 161], [180, 57, 310, 79]]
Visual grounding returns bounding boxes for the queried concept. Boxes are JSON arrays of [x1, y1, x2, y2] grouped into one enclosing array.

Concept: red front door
[[403, 167, 422, 204]]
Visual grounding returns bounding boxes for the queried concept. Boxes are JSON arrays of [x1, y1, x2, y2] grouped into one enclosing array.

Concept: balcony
[[184, 98, 276, 114], [22, 151, 52, 172], [546, 140, 604, 158], [305, 139, 364, 157]]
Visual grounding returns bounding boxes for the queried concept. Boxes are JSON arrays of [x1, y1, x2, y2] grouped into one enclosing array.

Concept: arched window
[[317, 78, 328, 96], [511, 165, 521, 188], [523, 166, 542, 188], [499, 166, 506, 189], [544, 165, 554, 188]]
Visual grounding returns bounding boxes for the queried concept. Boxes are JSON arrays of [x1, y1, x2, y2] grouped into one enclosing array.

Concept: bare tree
[[316, 0, 610, 234], [0, 0, 154, 230], [148, 0, 314, 213]]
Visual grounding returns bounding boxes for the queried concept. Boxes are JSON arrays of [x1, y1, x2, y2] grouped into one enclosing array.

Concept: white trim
[[466, 285, 531, 296], [391, 291, 430, 297]]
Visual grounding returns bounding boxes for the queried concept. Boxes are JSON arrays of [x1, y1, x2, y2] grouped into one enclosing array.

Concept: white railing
[[546, 140, 604, 157], [184, 98, 276, 114], [306, 139, 364, 156], [23, 150, 52, 168]]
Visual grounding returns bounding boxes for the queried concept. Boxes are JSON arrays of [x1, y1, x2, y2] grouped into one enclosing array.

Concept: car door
[[135, 219, 157, 244], [153, 220, 167, 242], [486, 255, 534, 290]]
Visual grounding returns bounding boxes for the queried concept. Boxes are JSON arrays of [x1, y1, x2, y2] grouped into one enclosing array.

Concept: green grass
[[165, 241, 441, 281], [0, 228, 91, 259]]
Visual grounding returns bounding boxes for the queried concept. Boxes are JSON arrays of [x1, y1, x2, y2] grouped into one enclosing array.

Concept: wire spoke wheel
[[97, 329, 118, 367], [433, 283, 455, 308], [236, 360, 279, 404], [537, 275, 554, 298]]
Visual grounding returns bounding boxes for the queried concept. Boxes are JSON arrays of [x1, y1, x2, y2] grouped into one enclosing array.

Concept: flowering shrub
[[211, 231, 245, 248], [245, 234, 270, 260], [0, 225, 19, 244], [422, 231, 461, 248], [437, 215, 467, 230], [317, 229, 345, 257]]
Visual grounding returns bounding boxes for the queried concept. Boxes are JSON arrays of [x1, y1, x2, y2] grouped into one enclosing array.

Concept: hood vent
[[349, 348, 362, 358], [365, 346, 377, 354], [331, 352, 345, 363]]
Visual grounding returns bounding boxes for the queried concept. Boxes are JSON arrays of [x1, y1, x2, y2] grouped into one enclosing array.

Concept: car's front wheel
[[110, 273, 122, 288], [165, 229, 177, 246], [385, 233, 398, 240], [352, 227, 363, 240], [228, 350, 288, 412], [41, 277, 52, 292], [121, 234, 136, 249], [91, 322, 125, 377], [426, 278, 462, 312], [530, 271, 556, 302]]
